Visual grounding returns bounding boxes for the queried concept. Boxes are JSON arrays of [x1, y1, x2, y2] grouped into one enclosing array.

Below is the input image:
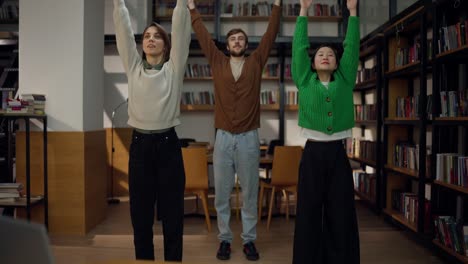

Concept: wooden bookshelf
[[383, 208, 418, 232], [432, 240, 468, 263], [434, 180, 468, 195], [180, 104, 214, 112], [385, 164, 419, 179]]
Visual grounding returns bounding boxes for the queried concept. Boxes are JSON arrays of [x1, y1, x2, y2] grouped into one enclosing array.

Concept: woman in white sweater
[[113, 0, 191, 261]]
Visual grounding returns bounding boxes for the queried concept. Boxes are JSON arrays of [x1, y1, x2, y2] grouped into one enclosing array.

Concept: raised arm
[[335, 0, 360, 85], [169, 0, 191, 75], [113, 0, 140, 73], [299, 0, 313, 16], [188, 0, 223, 64], [292, 0, 313, 90], [253, 1, 282, 65]]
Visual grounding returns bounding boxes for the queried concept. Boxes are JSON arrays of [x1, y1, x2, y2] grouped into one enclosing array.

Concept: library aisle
[[50, 197, 447, 264]]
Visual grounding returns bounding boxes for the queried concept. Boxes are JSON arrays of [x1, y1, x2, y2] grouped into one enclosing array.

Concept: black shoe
[[216, 241, 231, 260], [243, 241, 259, 261]]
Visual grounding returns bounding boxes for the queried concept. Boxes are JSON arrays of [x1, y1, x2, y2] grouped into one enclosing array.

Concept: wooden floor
[[50, 197, 448, 264]]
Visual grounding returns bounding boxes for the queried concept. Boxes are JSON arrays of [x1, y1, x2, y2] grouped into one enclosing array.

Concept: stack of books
[[0, 183, 23, 202], [21, 94, 46, 114]]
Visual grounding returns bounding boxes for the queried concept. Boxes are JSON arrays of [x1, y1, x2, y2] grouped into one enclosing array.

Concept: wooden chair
[[258, 146, 302, 230], [182, 147, 211, 232]]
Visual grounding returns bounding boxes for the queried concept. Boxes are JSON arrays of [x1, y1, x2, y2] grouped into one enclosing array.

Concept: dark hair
[[141, 22, 171, 63], [225, 28, 249, 45], [310, 44, 342, 71]]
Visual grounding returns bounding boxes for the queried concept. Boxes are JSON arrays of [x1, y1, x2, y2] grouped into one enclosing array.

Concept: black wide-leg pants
[[293, 140, 360, 264], [128, 128, 185, 261]]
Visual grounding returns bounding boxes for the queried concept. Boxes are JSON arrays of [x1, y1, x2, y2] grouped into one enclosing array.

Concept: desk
[[0, 113, 48, 229]]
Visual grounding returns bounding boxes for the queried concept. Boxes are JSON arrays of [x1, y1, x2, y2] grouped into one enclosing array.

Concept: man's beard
[[229, 48, 246, 57]]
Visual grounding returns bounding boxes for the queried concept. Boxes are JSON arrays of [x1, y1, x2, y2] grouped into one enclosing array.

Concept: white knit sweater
[[113, 0, 191, 130]]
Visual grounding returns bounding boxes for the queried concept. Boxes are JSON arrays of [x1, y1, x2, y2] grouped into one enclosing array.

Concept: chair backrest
[[179, 138, 196, 148], [267, 139, 284, 155], [271, 146, 302, 186], [182, 147, 208, 191]]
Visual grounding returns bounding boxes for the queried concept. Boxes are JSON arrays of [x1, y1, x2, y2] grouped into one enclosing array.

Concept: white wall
[[20, 0, 104, 131]]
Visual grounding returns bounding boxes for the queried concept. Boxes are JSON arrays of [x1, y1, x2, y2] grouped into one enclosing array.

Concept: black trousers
[[128, 128, 185, 261], [293, 140, 360, 264]]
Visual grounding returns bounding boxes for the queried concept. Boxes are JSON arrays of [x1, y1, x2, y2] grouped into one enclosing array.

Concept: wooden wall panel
[[16, 130, 107, 235], [106, 128, 132, 196], [84, 130, 107, 232]]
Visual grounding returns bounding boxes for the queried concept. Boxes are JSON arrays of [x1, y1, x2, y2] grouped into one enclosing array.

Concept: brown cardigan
[[190, 6, 281, 134]]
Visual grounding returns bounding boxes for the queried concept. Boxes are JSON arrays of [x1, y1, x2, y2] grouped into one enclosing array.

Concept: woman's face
[[142, 26, 165, 59], [312, 46, 337, 72]]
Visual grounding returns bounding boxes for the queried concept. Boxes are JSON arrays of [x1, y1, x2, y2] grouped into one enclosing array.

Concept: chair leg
[[267, 186, 276, 231], [198, 190, 211, 232], [283, 190, 289, 221], [258, 184, 264, 221]]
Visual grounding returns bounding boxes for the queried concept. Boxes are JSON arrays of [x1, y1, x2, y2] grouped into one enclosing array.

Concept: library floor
[[50, 197, 448, 264]]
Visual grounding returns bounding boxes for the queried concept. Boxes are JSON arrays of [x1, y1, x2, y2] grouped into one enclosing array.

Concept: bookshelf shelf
[[434, 180, 468, 195], [282, 16, 342, 22], [156, 15, 214, 21], [384, 164, 419, 179], [348, 155, 377, 168], [284, 105, 298, 111], [435, 45, 468, 60], [354, 189, 376, 205], [432, 240, 468, 263], [384, 118, 421, 125], [0, 196, 44, 207], [355, 120, 377, 125], [180, 104, 214, 112], [260, 104, 280, 111], [184, 77, 213, 81], [354, 78, 377, 91], [385, 61, 421, 78], [383, 208, 418, 232]]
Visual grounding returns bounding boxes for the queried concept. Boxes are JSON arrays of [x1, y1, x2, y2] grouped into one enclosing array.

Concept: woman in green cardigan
[[291, 0, 360, 263]]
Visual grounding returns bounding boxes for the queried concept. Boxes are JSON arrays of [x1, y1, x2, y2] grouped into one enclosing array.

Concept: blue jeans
[[213, 129, 260, 244]]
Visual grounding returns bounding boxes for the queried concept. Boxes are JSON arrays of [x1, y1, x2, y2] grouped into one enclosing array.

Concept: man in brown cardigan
[[188, 0, 282, 261]]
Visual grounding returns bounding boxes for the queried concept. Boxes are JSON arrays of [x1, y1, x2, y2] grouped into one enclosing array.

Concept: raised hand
[[187, 0, 195, 10], [300, 0, 313, 9], [347, 0, 358, 12]]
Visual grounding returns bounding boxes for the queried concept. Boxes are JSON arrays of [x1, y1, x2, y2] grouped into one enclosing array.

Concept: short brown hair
[[225, 28, 248, 44], [141, 22, 171, 62]]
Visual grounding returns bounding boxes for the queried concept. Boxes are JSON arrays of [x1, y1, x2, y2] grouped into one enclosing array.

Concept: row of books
[[181, 91, 214, 105], [283, 1, 340, 17], [435, 153, 468, 188], [185, 64, 212, 78], [156, 1, 214, 16], [352, 170, 376, 201], [221, 1, 273, 17], [184, 63, 281, 79], [285, 90, 298, 105], [437, 19, 468, 54], [356, 66, 377, 84], [393, 142, 419, 171], [260, 90, 278, 105], [433, 216, 468, 256], [393, 38, 433, 68], [346, 138, 377, 162], [180, 90, 281, 106], [354, 104, 376, 121], [391, 190, 419, 223], [440, 90, 468, 117], [395, 95, 419, 118]]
